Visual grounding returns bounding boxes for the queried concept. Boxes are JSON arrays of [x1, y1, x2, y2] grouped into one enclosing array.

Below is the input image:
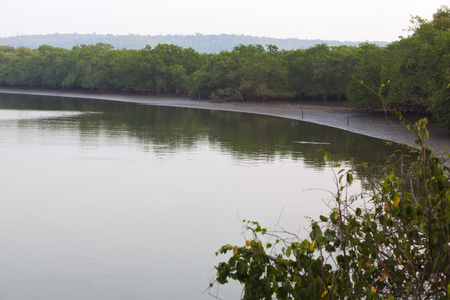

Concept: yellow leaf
[[246, 240, 250, 247], [310, 240, 315, 252], [233, 246, 238, 255], [321, 290, 328, 297], [379, 268, 390, 281], [393, 195, 400, 207], [370, 285, 376, 293], [364, 258, 372, 267], [327, 285, 331, 289], [398, 256, 402, 265]]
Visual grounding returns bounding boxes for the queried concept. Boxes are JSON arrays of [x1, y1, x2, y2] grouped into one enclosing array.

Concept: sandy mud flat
[[1, 88, 449, 158]]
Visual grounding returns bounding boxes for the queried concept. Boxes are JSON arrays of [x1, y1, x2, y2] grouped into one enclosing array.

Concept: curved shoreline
[[1, 88, 449, 157]]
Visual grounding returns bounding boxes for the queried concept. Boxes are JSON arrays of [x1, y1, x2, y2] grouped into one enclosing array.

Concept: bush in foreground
[[209, 115, 450, 299]]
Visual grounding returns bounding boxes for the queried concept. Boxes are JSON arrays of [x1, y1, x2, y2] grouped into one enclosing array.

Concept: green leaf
[[300, 239, 309, 249], [286, 247, 291, 257], [347, 173, 353, 185]]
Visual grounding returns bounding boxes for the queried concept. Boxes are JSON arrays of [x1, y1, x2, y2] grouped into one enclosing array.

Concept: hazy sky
[[0, 0, 447, 41]]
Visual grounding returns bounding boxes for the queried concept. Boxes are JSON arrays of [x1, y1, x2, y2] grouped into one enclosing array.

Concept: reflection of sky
[[0, 106, 364, 299], [0, 110, 86, 120]]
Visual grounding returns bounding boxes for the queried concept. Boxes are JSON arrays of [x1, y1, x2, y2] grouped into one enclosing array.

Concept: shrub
[[209, 115, 450, 299]]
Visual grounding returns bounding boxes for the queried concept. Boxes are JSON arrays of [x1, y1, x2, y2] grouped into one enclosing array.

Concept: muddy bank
[[1, 88, 449, 158]]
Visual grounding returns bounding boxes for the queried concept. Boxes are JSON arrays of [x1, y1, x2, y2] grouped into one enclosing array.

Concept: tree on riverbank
[[387, 7, 450, 126], [189, 44, 291, 100]]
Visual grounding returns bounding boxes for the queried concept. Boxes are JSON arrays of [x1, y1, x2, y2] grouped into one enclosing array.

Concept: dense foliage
[[0, 43, 203, 95], [210, 112, 450, 299], [0, 7, 448, 125]]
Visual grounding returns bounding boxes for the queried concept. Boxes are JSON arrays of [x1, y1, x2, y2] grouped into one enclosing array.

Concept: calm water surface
[[0, 94, 399, 299]]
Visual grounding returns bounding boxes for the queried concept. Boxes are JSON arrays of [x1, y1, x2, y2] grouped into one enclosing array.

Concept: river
[[0, 93, 403, 299]]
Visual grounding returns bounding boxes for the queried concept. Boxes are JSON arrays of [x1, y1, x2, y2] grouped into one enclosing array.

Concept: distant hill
[[0, 33, 390, 53]]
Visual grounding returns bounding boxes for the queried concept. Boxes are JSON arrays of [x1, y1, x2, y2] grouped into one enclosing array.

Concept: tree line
[[0, 6, 448, 126], [0, 33, 388, 54]]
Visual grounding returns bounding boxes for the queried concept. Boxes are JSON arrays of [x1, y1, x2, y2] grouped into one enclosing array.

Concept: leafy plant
[[209, 88, 450, 299]]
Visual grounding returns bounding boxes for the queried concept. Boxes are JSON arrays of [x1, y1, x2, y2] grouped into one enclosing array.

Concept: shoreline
[[1, 88, 449, 157]]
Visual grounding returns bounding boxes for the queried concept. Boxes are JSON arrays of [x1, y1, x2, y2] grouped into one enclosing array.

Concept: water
[[0, 93, 399, 299]]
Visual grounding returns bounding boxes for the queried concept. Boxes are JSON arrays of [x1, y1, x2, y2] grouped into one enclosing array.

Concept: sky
[[0, 0, 447, 42]]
